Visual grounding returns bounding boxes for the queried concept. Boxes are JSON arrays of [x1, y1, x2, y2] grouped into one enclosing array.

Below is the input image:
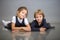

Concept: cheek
[[35, 18, 39, 21], [19, 13, 22, 17], [35, 17, 43, 22], [22, 14, 26, 18], [36, 17, 42, 20], [18, 13, 23, 18], [20, 13, 26, 18], [40, 17, 43, 20]]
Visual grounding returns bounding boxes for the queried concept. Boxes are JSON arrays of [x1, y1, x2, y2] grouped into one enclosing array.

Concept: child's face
[[35, 14, 43, 23], [18, 9, 27, 19]]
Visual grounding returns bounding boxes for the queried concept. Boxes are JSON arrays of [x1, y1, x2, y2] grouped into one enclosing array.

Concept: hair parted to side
[[34, 9, 45, 18], [16, 6, 28, 17], [17, 6, 28, 13]]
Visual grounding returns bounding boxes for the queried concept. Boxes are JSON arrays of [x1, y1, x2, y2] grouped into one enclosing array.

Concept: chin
[[39, 21, 41, 23]]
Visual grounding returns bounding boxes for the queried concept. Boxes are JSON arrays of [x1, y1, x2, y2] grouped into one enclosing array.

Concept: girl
[[31, 9, 49, 32], [2, 6, 31, 32]]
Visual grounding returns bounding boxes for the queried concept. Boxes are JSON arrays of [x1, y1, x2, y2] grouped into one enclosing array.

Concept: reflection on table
[[12, 29, 52, 40]]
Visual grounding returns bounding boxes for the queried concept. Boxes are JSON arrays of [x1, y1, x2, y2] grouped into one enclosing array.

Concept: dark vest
[[34, 20, 43, 28], [15, 16, 26, 27]]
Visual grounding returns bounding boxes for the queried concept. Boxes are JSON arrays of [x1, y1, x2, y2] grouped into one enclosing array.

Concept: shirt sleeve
[[11, 16, 16, 23], [43, 19, 49, 29], [31, 21, 40, 31], [24, 18, 29, 25]]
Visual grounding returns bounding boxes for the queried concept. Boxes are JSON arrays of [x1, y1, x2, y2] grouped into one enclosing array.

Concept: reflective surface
[[0, 23, 60, 40]]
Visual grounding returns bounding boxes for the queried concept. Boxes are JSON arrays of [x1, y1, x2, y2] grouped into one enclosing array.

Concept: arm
[[12, 22, 31, 31], [43, 19, 49, 29], [40, 27, 46, 32], [20, 24, 31, 31], [11, 22, 22, 30], [20, 18, 31, 31], [12, 16, 31, 31], [31, 21, 40, 31], [31, 27, 40, 31], [11, 16, 22, 31], [39, 19, 48, 32]]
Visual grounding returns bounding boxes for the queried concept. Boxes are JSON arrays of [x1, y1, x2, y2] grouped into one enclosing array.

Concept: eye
[[40, 16, 42, 18], [36, 16, 38, 18], [22, 12, 24, 14]]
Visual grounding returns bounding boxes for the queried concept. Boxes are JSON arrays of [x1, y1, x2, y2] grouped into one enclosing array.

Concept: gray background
[[0, 0, 60, 40], [0, 0, 60, 23]]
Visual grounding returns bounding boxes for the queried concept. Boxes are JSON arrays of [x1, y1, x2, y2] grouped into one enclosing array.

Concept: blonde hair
[[34, 9, 45, 18], [16, 6, 28, 17]]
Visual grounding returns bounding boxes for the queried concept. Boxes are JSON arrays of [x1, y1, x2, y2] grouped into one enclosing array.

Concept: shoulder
[[11, 16, 16, 23], [12, 16, 16, 19], [31, 20, 37, 27], [42, 18, 47, 24], [24, 18, 28, 21], [24, 18, 28, 20], [24, 18, 29, 25], [43, 18, 46, 21], [43, 18, 46, 22], [31, 20, 37, 24]]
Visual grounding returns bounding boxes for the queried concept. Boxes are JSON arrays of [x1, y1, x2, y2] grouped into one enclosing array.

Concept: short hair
[[17, 6, 28, 13], [16, 6, 28, 17], [34, 9, 45, 18]]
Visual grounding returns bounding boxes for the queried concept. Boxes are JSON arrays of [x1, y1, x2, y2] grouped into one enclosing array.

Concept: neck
[[38, 22, 41, 25], [17, 16, 23, 20]]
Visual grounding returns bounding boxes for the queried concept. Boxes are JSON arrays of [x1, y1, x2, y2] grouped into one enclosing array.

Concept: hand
[[19, 27, 26, 32], [12, 29, 19, 32], [40, 27, 46, 32]]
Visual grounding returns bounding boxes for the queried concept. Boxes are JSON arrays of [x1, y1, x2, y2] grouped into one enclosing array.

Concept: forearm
[[40, 27, 46, 32], [20, 27, 31, 31], [12, 26, 22, 30], [31, 28, 40, 31]]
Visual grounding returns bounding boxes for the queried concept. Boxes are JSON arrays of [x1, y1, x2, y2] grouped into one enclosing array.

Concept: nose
[[22, 14, 26, 18]]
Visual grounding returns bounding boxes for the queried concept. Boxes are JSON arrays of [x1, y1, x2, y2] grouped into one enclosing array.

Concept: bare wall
[[0, 0, 60, 23]]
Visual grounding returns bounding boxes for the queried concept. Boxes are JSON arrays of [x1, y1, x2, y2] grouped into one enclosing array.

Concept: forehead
[[36, 13, 43, 16], [21, 9, 27, 12], [18, 9, 27, 15]]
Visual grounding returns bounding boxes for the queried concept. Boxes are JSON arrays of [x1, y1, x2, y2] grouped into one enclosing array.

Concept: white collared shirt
[[12, 16, 29, 25]]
